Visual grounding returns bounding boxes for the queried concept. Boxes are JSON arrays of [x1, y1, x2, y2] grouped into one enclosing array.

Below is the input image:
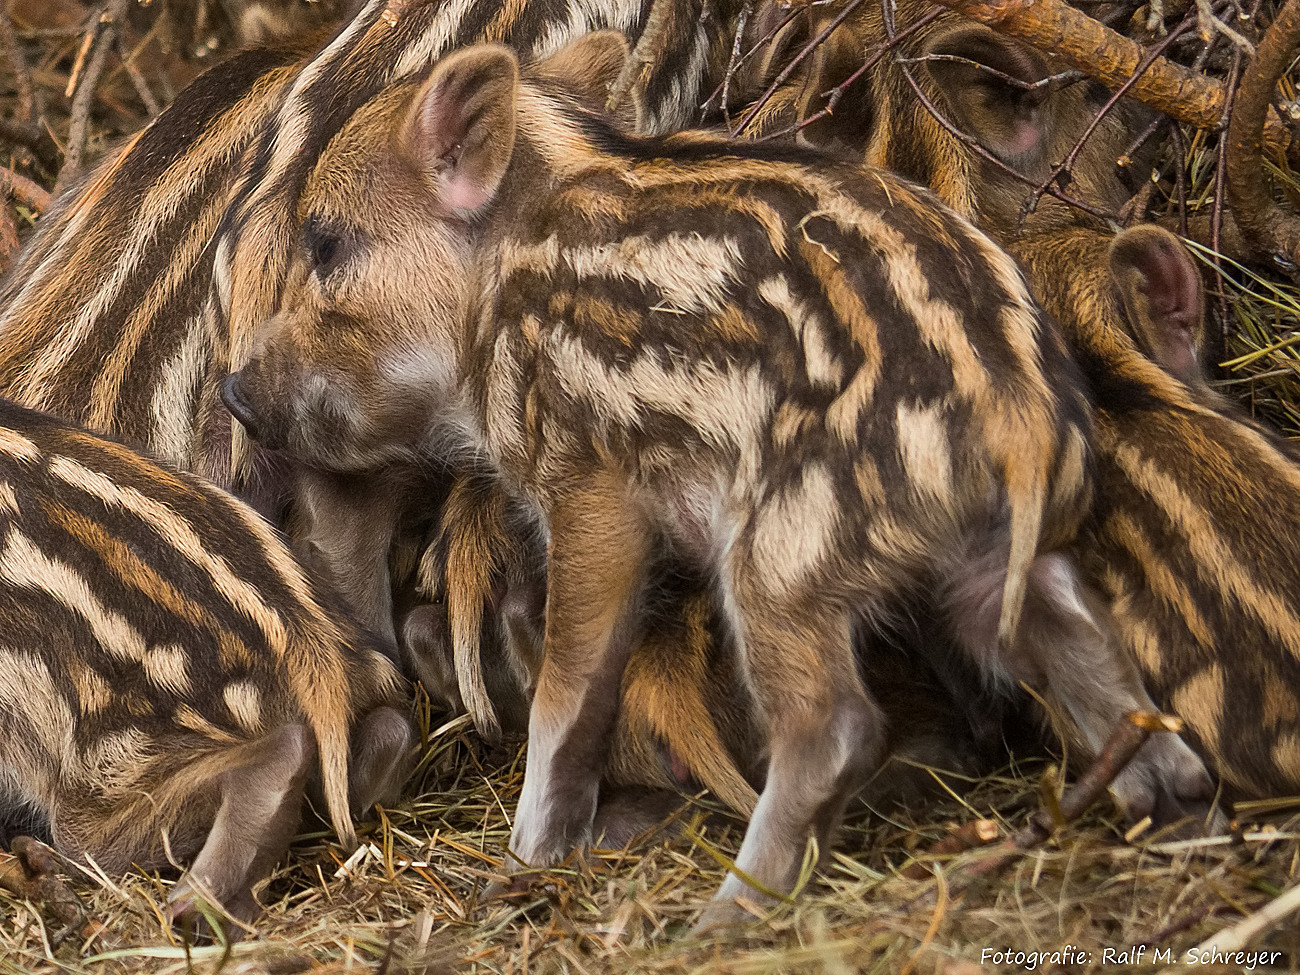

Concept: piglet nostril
[[221, 373, 262, 441]]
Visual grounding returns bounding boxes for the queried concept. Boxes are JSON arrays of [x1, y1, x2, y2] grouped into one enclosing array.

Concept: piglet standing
[[224, 34, 1217, 927], [0, 399, 411, 926]]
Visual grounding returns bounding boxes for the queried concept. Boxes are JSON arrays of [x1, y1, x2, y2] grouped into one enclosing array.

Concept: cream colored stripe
[[46, 455, 288, 653], [222, 680, 263, 733], [87, 186, 231, 431], [895, 400, 953, 505], [1103, 508, 1215, 649], [1114, 442, 1300, 659], [0, 428, 39, 462], [0, 529, 147, 661], [143, 643, 192, 695], [0, 647, 76, 767], [542, 232, 743, 316], [392, 0, 479, 78], [147, 310, 210, 469], [5, 69, 289, 406], [258, 0, 390, 198]]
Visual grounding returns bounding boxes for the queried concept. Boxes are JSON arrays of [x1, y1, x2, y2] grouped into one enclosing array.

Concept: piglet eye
[[303, 216, 347, 278]]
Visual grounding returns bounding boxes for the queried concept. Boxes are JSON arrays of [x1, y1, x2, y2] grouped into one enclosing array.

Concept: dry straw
[[2, 2, 1300, 972]]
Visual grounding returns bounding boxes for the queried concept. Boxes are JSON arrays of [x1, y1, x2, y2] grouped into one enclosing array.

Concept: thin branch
[[1171, 123, 1189, 239], [700, 5, 801, 117], [881, 0, 1117, 222], [1187, 883, 1300, 956], [61, 0, 131, 182], [900, 819, 1000, 880], [732, 0, 866, 137], [1022, 0, 1206, 222], [1214, 50, 1243, 355], [0, 4, 36, 124], [606, 0, 675, 120], [115, 33, 161, 117], [907, 712, 1179, 909], [0, 164, 51, 212], [0, 116, 58, 169], [926, 0, 1295, 161], [752, 7, 945, 143]]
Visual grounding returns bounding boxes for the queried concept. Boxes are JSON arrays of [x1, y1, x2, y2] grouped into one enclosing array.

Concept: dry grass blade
[[1, 708, 1296, 973], [0, 3, 1297, 973]]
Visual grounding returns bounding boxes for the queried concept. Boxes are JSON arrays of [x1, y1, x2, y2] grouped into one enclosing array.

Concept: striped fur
[[229, 40, 1215, 923], [783, 4, 1300, 802], [766, 0, 1147, 235], [1012, 225, 1300, 800], [0, 0, 769, 821], [0, 398, 410, 925], [0, 0, 736, 492], [0, 46, 305, 488]]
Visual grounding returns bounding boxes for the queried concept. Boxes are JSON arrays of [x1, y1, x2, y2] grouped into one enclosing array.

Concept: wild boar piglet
[[1015, 223, 1300, 802], [225, 33, 1216, 927], [0, 399, 411, 926]]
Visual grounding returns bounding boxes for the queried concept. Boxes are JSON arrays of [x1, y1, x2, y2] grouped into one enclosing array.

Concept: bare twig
[[62, 0, 132, 182], [0, 117, 59, 170], [883, 0, 1117, 222], [1194, 0, 1255, 52], [701, 4, 801, 121], [0, 199, 19, 271], [1214, 49, 1244, 356], [732, 0, 866, 137], [606, 0, 675, 120], [752, 7, 944, 143], [116, 34, 161, 117], [908, 712, 1177, 908], [1023, 1, 1204, 219], [0, 5, 37, 124], [1225, 0, 1300, 276], [1186, 882, 1300, 955], [0, 164, 52, 213], [900, 819, 1000, 880], [1171, 122, 1189, 239]]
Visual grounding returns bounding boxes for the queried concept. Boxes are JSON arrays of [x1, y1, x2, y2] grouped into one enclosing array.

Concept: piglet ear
[[532, 30, 641, 131], [408, 44, 519, 216], [923, 24, 1052, 172], [1108, 224, 1208, 388]]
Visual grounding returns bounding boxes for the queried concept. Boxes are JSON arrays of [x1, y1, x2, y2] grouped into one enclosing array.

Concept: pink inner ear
[[419, 79, 468, 164], [1159, 327, 1198, 379], [1004, 117, 1043, 159], [1137, 238, 1200, 326], [441, 175, 493, 214]]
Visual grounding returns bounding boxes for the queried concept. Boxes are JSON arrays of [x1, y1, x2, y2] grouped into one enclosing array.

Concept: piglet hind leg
[[694, 576, 883, 932], [504, 478, 652, 880], [166, 723, 315, 928], [945, 548, 1220, 831], [349, 706, 415, 813]]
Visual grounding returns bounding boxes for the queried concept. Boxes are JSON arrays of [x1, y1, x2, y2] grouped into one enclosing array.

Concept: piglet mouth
[[221, 372, 276, 447]]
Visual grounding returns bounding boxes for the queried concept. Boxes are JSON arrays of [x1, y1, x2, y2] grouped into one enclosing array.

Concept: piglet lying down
[[0, 398, 412, 926]]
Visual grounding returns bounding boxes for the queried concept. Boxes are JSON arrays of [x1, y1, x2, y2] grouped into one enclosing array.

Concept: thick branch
[[0, 165, 51, 213], [927, 0, 1294, 160], [1225, 0, 1300, 275]]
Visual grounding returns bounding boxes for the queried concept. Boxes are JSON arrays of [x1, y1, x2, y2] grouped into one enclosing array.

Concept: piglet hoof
[[690, 895, 763, 935], [166, 876, 257, 942], [1114, 731, 1224, 838], [481, 868, 539, 905]]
